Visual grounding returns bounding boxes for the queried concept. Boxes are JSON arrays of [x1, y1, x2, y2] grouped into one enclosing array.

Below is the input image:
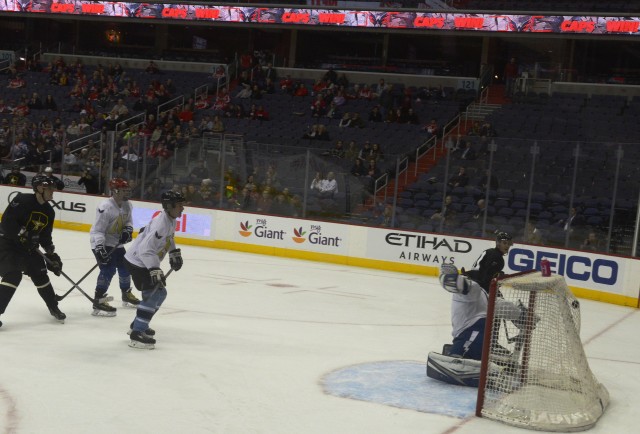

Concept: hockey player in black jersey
[[464, 231, 513, 291], [0, 175, 65, 328]]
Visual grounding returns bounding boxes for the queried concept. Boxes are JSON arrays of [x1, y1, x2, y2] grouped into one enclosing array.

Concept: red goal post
[[475, 270, 609, 432]]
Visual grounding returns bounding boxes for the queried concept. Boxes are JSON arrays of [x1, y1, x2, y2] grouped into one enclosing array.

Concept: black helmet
[[32, 174, 55, 192], [161, 190, 186, 210], [495, 231, 513, 243]]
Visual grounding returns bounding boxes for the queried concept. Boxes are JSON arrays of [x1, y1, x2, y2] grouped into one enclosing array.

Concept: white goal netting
[[477, 272, 609, 432]]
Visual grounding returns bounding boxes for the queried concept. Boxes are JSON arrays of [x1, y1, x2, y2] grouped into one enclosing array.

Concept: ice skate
[[122, 290, 140, 308], [48, 306, 66, 323], [127, 322, 155, 337], [129, 330, 156, 349], [92, 298, 117, 317]]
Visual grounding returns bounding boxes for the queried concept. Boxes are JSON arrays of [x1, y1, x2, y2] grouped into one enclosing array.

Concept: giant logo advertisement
[[1, 2, 640, 35], [235, 214, 348, 254], [132, 206, 212, 238]]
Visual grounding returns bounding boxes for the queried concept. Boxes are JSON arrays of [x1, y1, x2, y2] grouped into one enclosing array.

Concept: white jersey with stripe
[[124, 210, 177, 270], [89, 197, 133, 249]]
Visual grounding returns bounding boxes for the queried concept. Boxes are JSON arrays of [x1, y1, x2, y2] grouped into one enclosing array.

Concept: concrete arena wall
[[1, 185, 638, 308]]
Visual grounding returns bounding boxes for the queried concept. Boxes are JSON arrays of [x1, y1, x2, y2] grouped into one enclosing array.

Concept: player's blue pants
[[96, 247, 131, 296], [132, 286, 167, 332], [450, 317, 486, 360]]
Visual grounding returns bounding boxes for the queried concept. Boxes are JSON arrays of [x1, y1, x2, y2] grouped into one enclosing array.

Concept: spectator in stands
[[65, 120, 80, 140], [580, 231, 602, 252], [44, 167, 65, 190], [62, 146, 79, 172], [279, 75, 294, 94], [144, 178, 164, 202], [319, 172, 338, 198], [358, 141, 373, 162], [423, 118, 439, 138], [330, 140, 345, 159], [503, 57, 519, 98], [27, 142, 49, 167], [293, 83, 309, 97], [345, 140, 358, 161], [558, 207, 582, 234], [310, 94, 327, 117], [431, 195, 457, 228], [7, 75, 26, 89], [368, 106, 383, 122], [325, 102, 342, 120], [42, 94, 57, 111], [78, 167, 101, 194], [480, 122, 497, 138], [212, 115, 225, 132], [406, 108, 420, 125], [255, 189, 272, 213], [350, 158, 367, 177], [472, 199, 488, 221], [370, 143, 384, 162], [28, 93, 43, 110], [188, 160, 209, 184], [448, 166, 469, 188], [374, 203, 395, 228], [254, 105, 270, 121], [111, 98, 129, 117], [373, 79, 386, 99], [2, 165, 26, 186], [145, 60, 160, 74], [339, 112, 353, 128], [459, 141, 477, 161], [310, 172, 325, 195], [358, 84, 373, 100]]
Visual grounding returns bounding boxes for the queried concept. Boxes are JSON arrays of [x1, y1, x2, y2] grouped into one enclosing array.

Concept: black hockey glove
[[18, 228, 39, 251], [169, 249, 183, 271], [93, 245, 110, 265], [119, 226, 134, 244], [149, 267, 166, 287], [45, 252, 63, 276]]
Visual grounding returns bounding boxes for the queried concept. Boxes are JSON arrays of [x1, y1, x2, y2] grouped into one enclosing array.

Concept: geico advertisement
[[132, 207, 212, 238], [367, 229, 482, 267], [235, 214, 348, 254], [507, 247, 624, 293]]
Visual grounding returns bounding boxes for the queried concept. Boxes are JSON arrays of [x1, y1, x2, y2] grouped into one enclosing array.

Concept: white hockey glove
[[439, 264, 469, 294], [149, 268, 166, 287], [169, 249, 183, 271]]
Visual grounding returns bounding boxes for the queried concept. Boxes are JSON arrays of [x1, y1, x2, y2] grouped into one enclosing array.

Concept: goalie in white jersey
[[124, 190, 184, 349], [89, 178, 139, 317]]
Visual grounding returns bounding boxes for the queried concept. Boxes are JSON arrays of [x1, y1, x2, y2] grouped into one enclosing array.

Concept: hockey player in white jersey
[[124, 190, 184, 349], [89, 178, 140, 316]]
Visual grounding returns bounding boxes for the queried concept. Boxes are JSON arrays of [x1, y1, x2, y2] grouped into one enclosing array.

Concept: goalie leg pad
[[426, 352, 483, 387]]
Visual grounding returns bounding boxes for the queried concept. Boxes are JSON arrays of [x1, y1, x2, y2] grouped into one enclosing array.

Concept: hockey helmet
[[31, 174, 55, 191], [109, 178, 131, 201], [161, 190, 186, 210], [109, 177, 130, 190], [496, 231, 512, 242]]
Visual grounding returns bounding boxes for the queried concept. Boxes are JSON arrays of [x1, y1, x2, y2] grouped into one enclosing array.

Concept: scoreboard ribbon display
[[1, 2, 639, 35]]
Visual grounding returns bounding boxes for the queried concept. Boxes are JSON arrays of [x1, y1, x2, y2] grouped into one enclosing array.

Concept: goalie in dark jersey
[[0, 175, 65, 328]]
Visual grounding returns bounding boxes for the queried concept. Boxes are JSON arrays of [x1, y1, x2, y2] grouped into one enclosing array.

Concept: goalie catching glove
[[43, 245, 63, 276], [149, 268, 166, 286], [439, 264, 469, 294], [119, 226, 133, 244], [513, 300, 540, 331], [169, 249, 182, 271]]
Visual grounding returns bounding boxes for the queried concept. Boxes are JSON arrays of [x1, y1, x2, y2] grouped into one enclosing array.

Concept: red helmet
[[109, 178, 130, 190]]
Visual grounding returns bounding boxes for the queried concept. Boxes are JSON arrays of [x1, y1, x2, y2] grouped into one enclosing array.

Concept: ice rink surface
[[1, 229, 639, 434]]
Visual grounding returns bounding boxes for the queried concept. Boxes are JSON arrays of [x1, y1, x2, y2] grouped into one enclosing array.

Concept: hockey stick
[[55, 245, 122, 302], [37, 250, 112, 305]]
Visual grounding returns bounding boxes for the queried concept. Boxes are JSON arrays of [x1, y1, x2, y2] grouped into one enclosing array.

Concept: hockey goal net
[[476, 271, 609, 432]]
